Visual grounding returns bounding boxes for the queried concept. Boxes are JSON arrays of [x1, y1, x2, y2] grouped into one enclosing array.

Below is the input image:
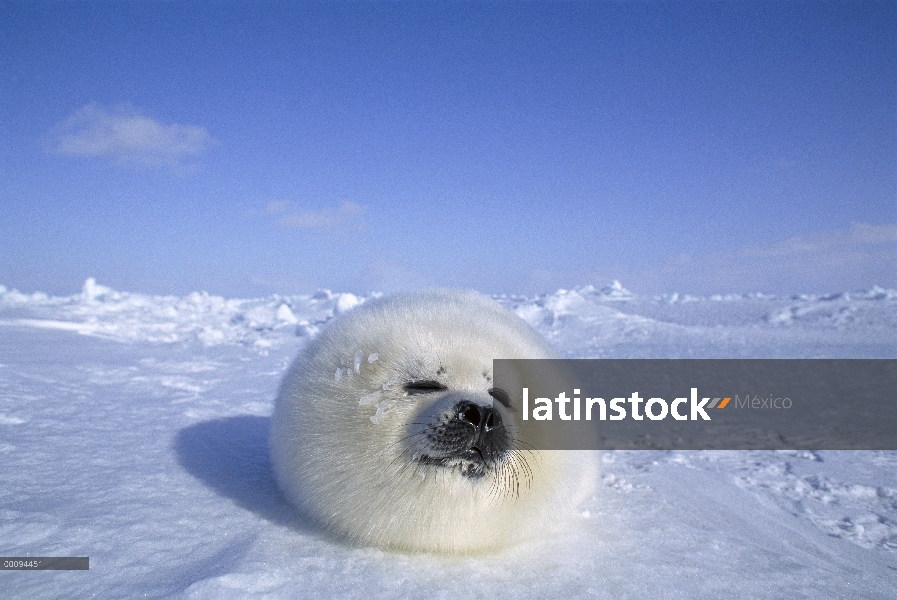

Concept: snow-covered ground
[[1, 279, 895, 598]]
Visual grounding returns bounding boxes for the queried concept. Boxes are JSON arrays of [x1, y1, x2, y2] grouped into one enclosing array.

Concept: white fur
[[269, 289, 597, 554]]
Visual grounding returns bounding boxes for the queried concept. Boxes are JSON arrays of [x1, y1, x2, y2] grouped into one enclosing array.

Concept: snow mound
[[0, 278, 368, 348], [1, 279, 894, 358], [503, 283, 897, 358]]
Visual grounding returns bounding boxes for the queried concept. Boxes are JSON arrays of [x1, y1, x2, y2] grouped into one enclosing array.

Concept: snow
[[1, 279, 895, 598]]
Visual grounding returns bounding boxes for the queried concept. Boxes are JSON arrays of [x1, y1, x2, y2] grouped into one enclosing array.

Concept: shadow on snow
[[174, 415, 318, 535]]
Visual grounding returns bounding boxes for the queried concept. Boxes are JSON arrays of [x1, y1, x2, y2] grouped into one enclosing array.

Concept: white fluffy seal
[[269, 289, 596, 554]]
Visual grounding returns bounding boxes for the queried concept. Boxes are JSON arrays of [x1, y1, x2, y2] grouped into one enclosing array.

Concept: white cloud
[[519, 222, 897, 296], [265, 201, 290, 215], [48, 103, 214, 167], [277, 201, 366, 231], [645, 222, 897, 294], [730, 222, 897, 259]]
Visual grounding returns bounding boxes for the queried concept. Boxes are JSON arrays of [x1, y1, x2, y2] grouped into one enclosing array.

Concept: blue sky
[[1, 1, 894, 296]]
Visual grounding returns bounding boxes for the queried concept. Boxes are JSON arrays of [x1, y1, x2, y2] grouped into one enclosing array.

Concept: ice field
[[1, 279, 895, 598]]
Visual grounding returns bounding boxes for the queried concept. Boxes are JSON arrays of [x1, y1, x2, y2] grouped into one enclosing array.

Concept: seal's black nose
[[456, 401, 501, 431]]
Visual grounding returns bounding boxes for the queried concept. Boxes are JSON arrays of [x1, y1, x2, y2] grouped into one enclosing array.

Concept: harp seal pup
[[269, 289, 597, 554]]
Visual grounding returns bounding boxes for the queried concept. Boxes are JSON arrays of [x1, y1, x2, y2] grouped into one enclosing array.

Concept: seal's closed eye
[[487, 387, 512, 408], [403, 380, 447, 394]]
